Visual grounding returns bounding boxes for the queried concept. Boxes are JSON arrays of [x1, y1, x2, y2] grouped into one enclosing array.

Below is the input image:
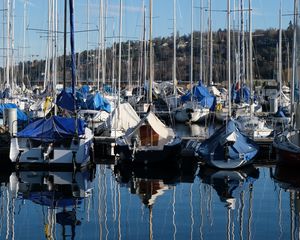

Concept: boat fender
[[216, 103, 222, 111]]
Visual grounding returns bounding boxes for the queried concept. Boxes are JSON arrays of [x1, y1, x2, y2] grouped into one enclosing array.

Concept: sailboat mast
[[63, 0, 67, 90], [278, 0, 282, 107], [127, 41, 131, 89], [173, 0, 176, 95], [209, 0, 212, 85], [86, 0, 89, 84], [69, 0, 76, 95], [118, 0, 122, 106], [6, 0, 10, 89], [11, 0, 15, 94], [249, 0, 253, 116], [149, 0, 153, 104], [97, 0, 102, 91], [241, 0, 245, 88], [143, 2, 147, 96], [190, 0, 194, 96], [199, 0, 203, 82], [292, 0, 298, 106], [21, 0, 28, 85], [227, 0, 231, 117]]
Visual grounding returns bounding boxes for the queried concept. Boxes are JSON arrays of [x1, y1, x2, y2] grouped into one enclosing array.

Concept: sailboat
[[173, 0, 211, 123], [114, 107, 182, 164], [114, 0, 182, 164], [9, 0, 94, 169], [273, 0, 300, 166], [196, 119, 259, 169], [195, 0, 259, 169]]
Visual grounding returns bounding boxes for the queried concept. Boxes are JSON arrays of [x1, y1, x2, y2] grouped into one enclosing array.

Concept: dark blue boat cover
[[181, 81, 216, 110], [17, 116, 85, 141], [198, 119, 259, 162], [56, 90, 76, 112], [274, 106, 287, 117], [0, 103, 28, 121]]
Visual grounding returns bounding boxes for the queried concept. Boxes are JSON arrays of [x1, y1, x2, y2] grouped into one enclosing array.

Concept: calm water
[[0, 124, 298, 240]]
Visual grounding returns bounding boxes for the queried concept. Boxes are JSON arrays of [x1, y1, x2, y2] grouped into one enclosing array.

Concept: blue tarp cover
[[274, 106, 287, 117], [232, 83, 250, 104], [83, 92, 111, 112], [0, 103, 28, 121], [181, 82, 216, 110], [56, 90, 76, 112], [17, 116, 85, 141]]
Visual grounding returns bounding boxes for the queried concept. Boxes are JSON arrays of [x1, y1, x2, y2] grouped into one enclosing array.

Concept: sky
[[0, 0, 296, 66]]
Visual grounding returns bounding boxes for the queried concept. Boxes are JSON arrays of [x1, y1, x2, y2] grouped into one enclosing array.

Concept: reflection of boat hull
[[275, 148, 300, 165], [115, 138, 182, 164], [273, 164, 300, 191], [115, 161, 181, 184], [9, 170, 94, 207], [199, 165, 259, 208]]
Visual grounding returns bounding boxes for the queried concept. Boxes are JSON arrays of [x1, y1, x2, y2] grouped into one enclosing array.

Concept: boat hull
[[273, 130, 300, 166], [10, 129, 94, 169], [115, 138, 182, 165]]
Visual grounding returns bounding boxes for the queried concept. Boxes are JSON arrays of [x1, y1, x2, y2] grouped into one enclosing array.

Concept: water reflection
[[114, 162, 177, 240], [273, 164, 300, 240], [5, 169, 94, 240], [199, 166, 259, 209], [198, 165, 259, 240], [1, 160, 300, 239]]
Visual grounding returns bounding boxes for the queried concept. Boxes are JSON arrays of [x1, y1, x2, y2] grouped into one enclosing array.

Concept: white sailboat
[[173, 0, 210, 123], [115, 0, 182, 164], [9, 0, 94, 169]]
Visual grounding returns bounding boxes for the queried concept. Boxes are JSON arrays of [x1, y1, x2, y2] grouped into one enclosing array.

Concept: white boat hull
[[10, 128, 94, 168]]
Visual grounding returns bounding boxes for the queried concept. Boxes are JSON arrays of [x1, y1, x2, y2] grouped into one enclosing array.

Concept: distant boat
[[196, 119, 259, 169], [114, 109, 182, 165], [97, 102, 140, 138], [236, 115, 273, 139], [77, 91, 112, 134]]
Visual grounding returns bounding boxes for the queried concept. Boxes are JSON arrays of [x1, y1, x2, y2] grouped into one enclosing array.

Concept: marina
[[0, 0, 300, 239]]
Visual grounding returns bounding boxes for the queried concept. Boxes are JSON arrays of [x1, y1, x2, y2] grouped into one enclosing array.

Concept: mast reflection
[[198, 165, 259, 239], [274, 164, 300, 240]]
